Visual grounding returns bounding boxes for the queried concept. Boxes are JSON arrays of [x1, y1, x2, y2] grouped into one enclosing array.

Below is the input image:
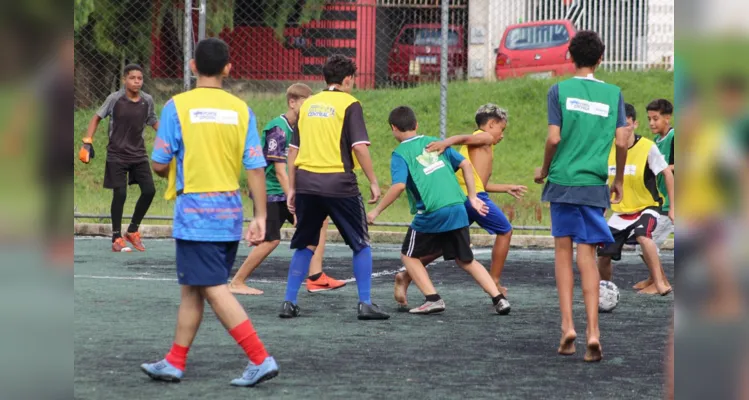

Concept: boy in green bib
[[534, 31, 630, 362], [367, 106, 508, 315]]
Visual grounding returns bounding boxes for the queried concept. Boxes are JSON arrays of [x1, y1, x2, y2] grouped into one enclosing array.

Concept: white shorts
[[636, 213, 674, 256]]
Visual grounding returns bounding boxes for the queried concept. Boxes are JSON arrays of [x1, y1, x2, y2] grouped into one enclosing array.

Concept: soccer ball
[[599, 280, 620, 313]]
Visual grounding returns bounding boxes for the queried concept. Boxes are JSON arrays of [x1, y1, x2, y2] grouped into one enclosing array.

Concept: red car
[[388, 23, 466, 84], [495, 20, 576, 80]]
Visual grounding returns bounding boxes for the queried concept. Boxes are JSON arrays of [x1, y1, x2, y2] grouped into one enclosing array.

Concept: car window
[[504, 24, 570, 50], [398, 28, 459, 46]]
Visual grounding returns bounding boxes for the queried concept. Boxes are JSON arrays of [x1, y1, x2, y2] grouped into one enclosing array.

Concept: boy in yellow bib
[[597, 104, 674, 296]]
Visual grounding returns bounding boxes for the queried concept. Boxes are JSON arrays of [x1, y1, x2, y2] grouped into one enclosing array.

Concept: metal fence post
[[184, 0, 193, 92], [198, 0, 206, 41], [439, 0, 449, 140]]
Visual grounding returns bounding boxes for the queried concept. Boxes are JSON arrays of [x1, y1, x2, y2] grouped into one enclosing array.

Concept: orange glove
[[79, 138, 95, 163]]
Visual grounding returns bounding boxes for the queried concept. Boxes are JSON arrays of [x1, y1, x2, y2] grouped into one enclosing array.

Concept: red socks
[[163, 320, 266, 370], [165, 343, 190, 371], [229, 319, 269, 365]]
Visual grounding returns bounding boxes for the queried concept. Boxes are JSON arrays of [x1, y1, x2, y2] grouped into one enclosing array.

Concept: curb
[[75, 223, 674, 250]]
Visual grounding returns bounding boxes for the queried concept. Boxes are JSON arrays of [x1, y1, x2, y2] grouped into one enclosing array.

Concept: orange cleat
[[306, 273, 346, 293], [112, 237, 132, 253], [124, 232, 146, 252]]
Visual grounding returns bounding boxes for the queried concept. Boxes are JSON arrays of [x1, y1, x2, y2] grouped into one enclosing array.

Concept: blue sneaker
[[140, 359, 184, 382], [230, 356, 279, 387]]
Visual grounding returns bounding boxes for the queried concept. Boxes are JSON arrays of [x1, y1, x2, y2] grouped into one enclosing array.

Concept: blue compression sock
[[284, 248, 314, 303], [352, 246, 373, 305]]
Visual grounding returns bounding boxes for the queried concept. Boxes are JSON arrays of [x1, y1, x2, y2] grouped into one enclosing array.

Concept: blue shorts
[[290, 193, 370, 252], [465, 192, 512, 235], [550, 203, 614, 245], [175, 239, 239, 286]]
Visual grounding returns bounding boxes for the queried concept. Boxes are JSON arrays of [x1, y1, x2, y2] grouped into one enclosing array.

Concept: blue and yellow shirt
[[151, 87, 266, 242]]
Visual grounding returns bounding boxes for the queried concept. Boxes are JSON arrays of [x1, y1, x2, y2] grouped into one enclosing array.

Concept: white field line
[[74, 261, 446, 284]]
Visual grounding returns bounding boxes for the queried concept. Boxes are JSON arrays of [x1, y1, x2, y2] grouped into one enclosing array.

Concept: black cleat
[[357, 302, 390, 320], [493, 296, 511, 315], [279, 301, 300, 318]]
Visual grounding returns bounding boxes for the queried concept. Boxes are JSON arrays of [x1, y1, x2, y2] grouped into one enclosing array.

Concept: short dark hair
[[194, 38, 230, 77], [389, 106, 417, 132], [646, 99, 674, 115], [624, 103, 636, 121], [475, 103, 508, 128], [123, 64, 144, 76], [568, 31, 605, 68], [323, 55, 357, 85]]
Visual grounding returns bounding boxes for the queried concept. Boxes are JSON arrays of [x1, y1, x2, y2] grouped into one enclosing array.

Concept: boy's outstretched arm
[[485, 183, 528, 199], [287, 146, 298, 213], [353, 144, 381, 204], [458, 159, 488, 216], [246, 168, 267, 245], [367, 183, 405, 224], [611, 126, 629, 203], [244, 111, 268, 245], [534, 125, 561, 184], [426, 132, 494, 153], [660, 167, 675, 222], [84, 115, 103, 141]]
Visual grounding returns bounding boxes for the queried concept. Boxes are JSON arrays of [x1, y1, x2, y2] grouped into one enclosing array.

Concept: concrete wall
[[467, 0, 524, 81]]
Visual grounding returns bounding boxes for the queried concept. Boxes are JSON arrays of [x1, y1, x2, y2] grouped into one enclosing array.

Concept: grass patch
[[74, 70, 673, 227]]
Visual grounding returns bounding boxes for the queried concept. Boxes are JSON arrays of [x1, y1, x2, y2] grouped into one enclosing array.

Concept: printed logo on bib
[[566, 98, 610, 117], [608, 165, 637, 176], [416, 150, 445, 175], [307, 103, 336, 118], [190, 108, 239, 125]]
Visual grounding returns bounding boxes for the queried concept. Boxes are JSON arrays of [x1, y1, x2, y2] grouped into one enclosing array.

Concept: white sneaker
[[409, 299, 446, 314]]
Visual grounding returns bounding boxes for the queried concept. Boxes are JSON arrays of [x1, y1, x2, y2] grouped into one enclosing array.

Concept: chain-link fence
[[74, 0, 674, 228], [75, 0, 674, 108]]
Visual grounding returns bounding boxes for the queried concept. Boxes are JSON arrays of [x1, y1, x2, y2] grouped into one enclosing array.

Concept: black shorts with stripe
[[290, 193, 370, 252], [401, 227, 473, 263], [597, 209, 658, 261]]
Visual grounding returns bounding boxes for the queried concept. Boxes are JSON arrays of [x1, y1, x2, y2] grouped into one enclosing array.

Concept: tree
[[74, 0, 96, 32]]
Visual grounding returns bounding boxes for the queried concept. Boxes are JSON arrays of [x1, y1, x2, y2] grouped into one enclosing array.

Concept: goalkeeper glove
[[79, 138, 95, 163]]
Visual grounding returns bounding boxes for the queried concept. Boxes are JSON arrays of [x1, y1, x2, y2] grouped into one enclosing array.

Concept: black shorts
[[401, 227, 474, 263], [290, 193, 370, 252], [261, 201, 294, 242], [104, 160, 154, 189], [597, 211, 658, 261]]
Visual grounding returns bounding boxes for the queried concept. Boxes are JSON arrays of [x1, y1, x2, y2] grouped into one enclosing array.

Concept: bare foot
[[496, 281, 508, 297], [638, 283, 672, 296], [584, 339, 603, 362], [229, 283, 264, 295], [558, 331, 577, 355], [394, 272, 408, 307], [633, 278, 653, 290]]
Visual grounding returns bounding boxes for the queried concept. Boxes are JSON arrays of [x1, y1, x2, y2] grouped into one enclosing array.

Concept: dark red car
[[388, 23, 466, 84], [495, 20, 576, 80]]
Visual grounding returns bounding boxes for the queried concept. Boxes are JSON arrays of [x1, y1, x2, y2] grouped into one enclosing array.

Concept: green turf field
[[74, 71, 674, 227], [74, 238, 673, 399]]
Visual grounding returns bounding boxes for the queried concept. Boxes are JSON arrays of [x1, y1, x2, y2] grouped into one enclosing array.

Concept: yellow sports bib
[[607, 136, 661, 214], [164, 88, 251, 199], [296, 90, 360, 173]]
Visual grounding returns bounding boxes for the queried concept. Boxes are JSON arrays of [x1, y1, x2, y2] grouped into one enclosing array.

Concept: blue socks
[[284, 246, 373, 305], [352, 246, 372, 305], [284, 248, 314, 303]]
